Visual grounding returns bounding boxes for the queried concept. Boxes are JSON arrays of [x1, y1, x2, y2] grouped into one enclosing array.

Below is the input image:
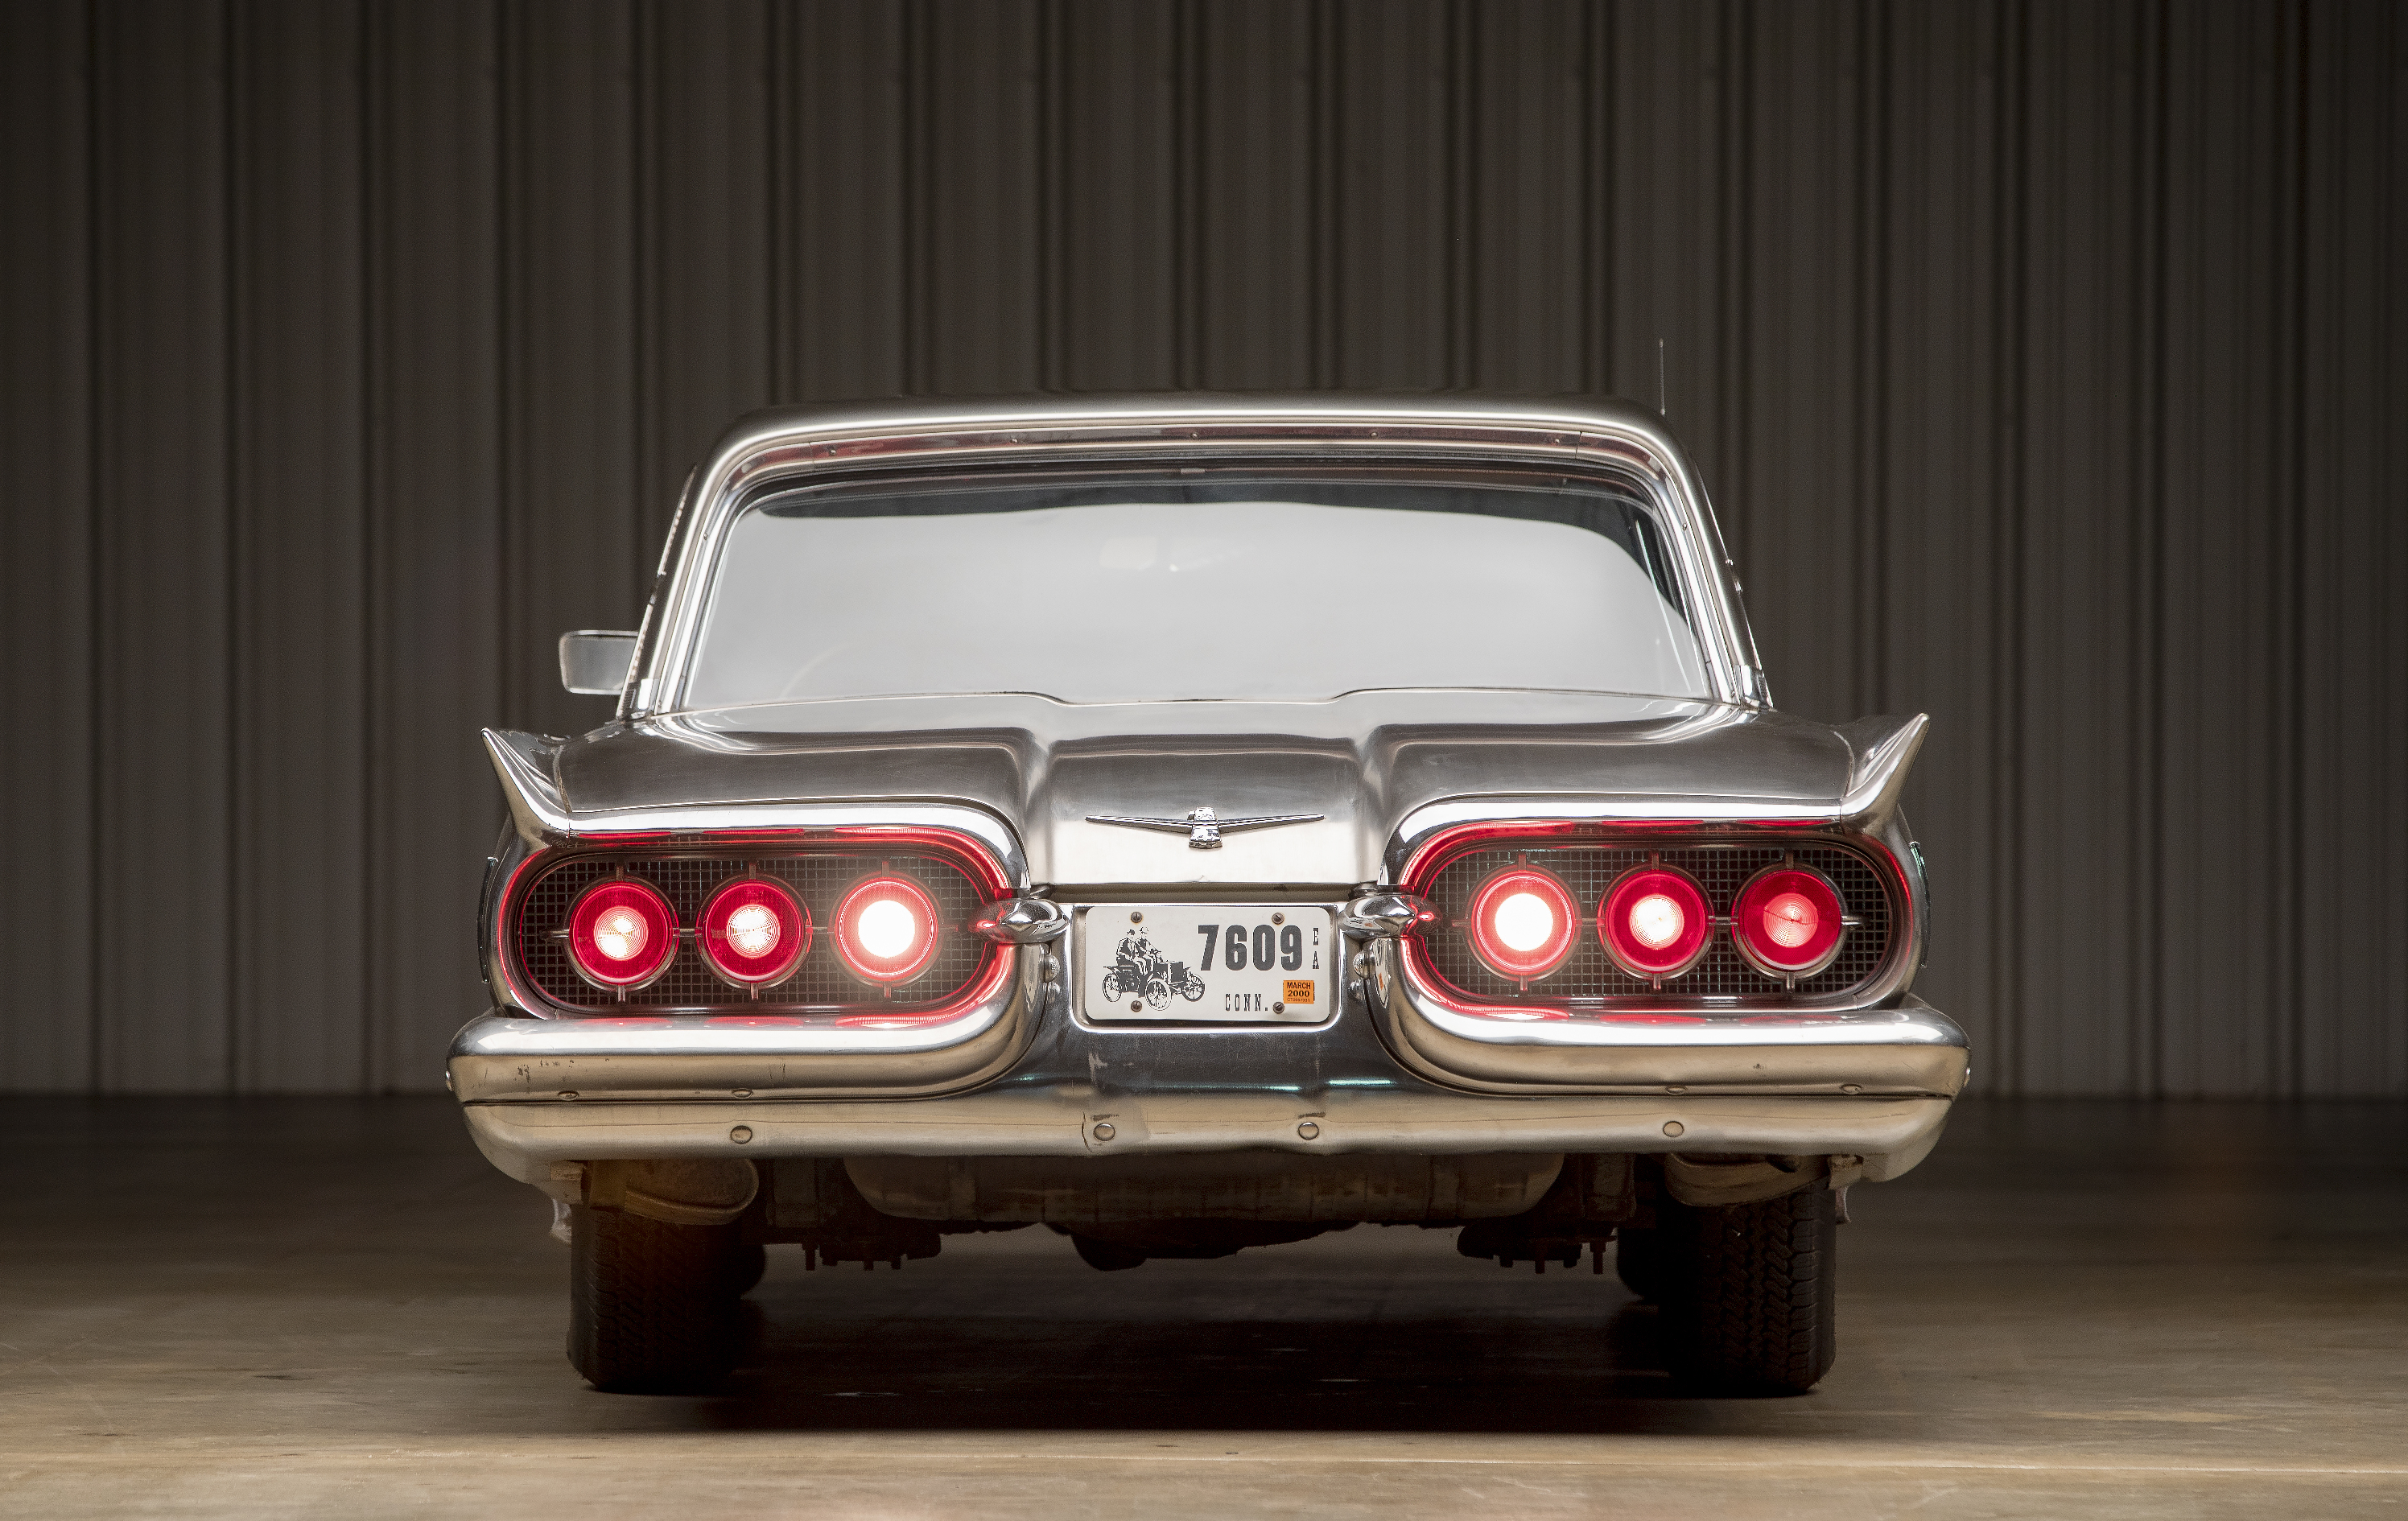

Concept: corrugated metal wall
[[3, 0, 2402, 1096]]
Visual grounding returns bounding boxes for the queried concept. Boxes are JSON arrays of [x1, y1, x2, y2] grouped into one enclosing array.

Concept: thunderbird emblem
[[1086, 806, 1324, 850]]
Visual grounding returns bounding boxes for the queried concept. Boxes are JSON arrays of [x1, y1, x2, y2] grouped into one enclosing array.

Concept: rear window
[[682, 466, 1712, 707]]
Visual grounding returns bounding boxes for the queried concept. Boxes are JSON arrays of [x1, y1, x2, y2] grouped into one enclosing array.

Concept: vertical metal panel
[[501, 0, 641, 740], [1732, 0, 1873, 728], [2152, 0, 2293, 1095], [1462, 0, 1588, 393], [636, 0, 773, 545], [91, 0, 233, 1092], [918, 1, 1045, 395], [1872, 0, 2006, 1077], [1055, 0, 1180, 390], [363, 0, 505, 1090], [2295, 0, 2408, 1097], [1190, 0, 1316, 388], [1605, 2, 1746, 526], [773, 0, 906, 401], [1326, 0, 1449, 389], [2006, 0, 2150, 1095], [0, 0, 96, 1090], [229, 0, 368, 1090], [6, 0, 2404, 1094]]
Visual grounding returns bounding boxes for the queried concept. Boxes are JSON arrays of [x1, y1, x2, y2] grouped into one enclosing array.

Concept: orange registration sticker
[[1283, 979, 1317, 1004]]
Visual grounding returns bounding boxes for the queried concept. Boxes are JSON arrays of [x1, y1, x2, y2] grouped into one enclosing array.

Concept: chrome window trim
[[629, 397, 1765, 719]]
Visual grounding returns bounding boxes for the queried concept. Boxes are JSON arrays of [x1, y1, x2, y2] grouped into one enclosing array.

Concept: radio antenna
[[1656, 339, 1668, 418]]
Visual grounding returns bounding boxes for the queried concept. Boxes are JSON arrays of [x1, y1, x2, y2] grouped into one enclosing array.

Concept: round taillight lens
[[699, 876, 810, 987], [1466, 865, 1580, 982], [1598, 865, 1711, 979], [834, 874, 942, 985], [1731, 865, 1845, 976], [567, 879, 679, 988]]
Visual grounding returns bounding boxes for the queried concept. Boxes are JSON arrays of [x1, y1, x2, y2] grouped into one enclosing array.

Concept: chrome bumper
[[452, 932, 1968, 1193], [461, 1086, 1954, 1193]]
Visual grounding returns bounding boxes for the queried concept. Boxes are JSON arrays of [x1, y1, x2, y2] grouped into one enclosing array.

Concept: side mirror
[[559, 630, 638, 696]]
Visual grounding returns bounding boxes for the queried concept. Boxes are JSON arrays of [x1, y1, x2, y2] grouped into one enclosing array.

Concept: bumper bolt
[[729, 1125, 752, 1144], [1662, 1120, 1684, 1139], [557, 1090, 578, 1101], [1092, 1121, 1115, 1142], [1297, 1121, 1320, 1140], [732, 1088, 752, 1098], [1841, 1083, 1863, 1094]]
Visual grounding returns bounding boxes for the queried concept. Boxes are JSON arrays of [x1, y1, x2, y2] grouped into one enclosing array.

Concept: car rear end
[[448, 394, 1967, 1396]]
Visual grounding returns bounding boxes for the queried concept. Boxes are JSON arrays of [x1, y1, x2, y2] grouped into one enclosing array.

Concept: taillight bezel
[[1463, 863, 1581, 983], [565, 877, 680, 990], [698, 875, 812, 987], [833, 872, 945, 986], [1596, 864, 1713, 981], [1730, 863, 1847, 978]]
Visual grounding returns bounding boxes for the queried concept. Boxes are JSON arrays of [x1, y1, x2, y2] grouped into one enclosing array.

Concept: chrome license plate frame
[[1078, 905, 1337, 1024]]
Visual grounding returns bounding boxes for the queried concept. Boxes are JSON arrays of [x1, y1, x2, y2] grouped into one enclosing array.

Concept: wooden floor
[[3, 1097, 2403, 1518]]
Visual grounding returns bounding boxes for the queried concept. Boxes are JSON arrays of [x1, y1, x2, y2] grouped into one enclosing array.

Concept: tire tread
[[567, 1206, 743, 1394], [1662, 1188, 1837, 1395]]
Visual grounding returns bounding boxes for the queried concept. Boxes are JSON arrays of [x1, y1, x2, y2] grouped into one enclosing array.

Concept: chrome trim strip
[[459, 1090, 1955, 1187]]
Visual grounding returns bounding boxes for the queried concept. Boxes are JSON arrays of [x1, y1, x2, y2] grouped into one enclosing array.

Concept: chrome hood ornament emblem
[[1086, 806, 1324, 850]]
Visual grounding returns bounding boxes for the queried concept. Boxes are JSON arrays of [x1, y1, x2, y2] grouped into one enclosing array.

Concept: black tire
[[1070, 1233, 1148, 1272], [1658, 1187, 1837, 1395], [1612, 1224, 1665, 1303], [567, 1206, 744, 1394], [724, 1241, 768, 1297]]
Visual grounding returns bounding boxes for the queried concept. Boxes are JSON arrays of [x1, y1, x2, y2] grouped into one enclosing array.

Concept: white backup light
[[856, 898, 919, 960], [725, 901, 780, 958], [1491, 891, 1557, 954], [1764, 890, 1818, 948], [593, 907, 648, 962], [1628, 892, 1684, 950]]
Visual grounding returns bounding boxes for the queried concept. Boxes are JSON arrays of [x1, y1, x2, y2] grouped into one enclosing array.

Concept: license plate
[[1080, 905, 1337, 1023]]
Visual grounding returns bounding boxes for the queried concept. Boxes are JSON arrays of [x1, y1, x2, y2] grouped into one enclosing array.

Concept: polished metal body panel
[[501, 692, 1920, 890], [454, 393, 1967, 1189]]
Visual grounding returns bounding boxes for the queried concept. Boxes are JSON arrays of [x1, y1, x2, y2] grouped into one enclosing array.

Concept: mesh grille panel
[[1420, 844, 1893, 1004], [515, 852, 992, 1011]]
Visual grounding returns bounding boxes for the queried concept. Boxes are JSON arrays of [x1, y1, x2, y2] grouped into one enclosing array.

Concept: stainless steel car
[[452, 393, 1967, 1396]]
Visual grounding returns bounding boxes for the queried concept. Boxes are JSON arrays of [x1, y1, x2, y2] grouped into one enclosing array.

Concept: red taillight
[[1598, 865, 1710, 980], [699, 876, 810, 987], [834, 874, 942, 985], [1466, 865, 1579, 983], [1731, 865, 1845, 976], [567, 878, 678, 988]]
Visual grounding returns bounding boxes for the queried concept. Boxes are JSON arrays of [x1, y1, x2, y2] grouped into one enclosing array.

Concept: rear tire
[[1658, 1187, 1837, 1395], [567, 1206, 745, 1394], [1612, 1224, 1665, 1303]]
